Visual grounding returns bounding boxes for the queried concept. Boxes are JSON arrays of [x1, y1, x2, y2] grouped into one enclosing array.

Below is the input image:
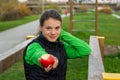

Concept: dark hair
[[40, 9, 62, 26]]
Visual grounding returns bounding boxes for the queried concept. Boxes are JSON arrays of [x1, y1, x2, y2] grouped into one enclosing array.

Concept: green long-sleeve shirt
[[25, 30, 91, 67], [60, 29, 91, 58]]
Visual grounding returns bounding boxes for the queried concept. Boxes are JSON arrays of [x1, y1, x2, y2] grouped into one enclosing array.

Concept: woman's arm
[[25, 42, 58, 71], [25, 42, 47, 67], [60, 29, 92, 59]]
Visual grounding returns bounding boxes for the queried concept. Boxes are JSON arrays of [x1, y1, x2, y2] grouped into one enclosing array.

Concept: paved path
[[0, 14, 70, 54], [0, 20, 39, 54]]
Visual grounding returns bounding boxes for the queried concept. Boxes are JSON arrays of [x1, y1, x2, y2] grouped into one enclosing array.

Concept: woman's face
[[40, 18, 61, 42]]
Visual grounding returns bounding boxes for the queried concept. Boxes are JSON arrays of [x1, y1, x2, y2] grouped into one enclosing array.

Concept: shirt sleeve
[[25, 42, 47, 67], [60, 29, 92, 59]]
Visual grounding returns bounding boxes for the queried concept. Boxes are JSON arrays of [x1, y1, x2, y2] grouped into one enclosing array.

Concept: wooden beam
[[97, 36, 105, 61], [0, 38, 34, 74], [69, 0, 73, 34], [95, 0, 98, 35], [26, 35, 35, 40], [88, 36, 105, 80], [103, 72, 120, 80]]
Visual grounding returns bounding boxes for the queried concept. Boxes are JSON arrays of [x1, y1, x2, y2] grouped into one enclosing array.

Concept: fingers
[[44, 56, 59, 72], [52, 57, 59, 69], [44, 64, 53, 72]]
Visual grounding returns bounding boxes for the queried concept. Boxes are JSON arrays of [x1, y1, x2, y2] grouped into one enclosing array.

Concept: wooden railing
[[88, 36, 120, 80], [0, 38, 34, 74], [88, 36, 105, 80]]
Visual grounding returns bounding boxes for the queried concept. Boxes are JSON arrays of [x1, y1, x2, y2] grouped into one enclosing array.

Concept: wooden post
[[95, 0, 98, 35], [26, 35, 35, 40], [97, 36, 105, 61], [70, 0, 73, 34]]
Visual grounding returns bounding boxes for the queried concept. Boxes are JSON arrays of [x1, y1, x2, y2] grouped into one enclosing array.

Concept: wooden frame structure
[[69, 0, 98, 35]]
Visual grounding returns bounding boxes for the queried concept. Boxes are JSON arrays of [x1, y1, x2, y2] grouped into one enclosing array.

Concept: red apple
[[39, 54, 55, 68]]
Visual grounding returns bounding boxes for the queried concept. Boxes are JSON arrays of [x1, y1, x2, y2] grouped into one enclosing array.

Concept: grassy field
[[104, 52, 120, 73], [113, 11, 120, 15], [0, 15, 40, 32], [0, 12, 120, 80], [62, 12, 120, 45]]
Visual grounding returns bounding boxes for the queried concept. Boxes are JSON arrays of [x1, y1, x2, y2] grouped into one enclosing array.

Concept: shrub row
[[79, 5, 89, 12], [0, 9, 23, 21], [0, 3, 30, 21], [99, 5, 112, 14]]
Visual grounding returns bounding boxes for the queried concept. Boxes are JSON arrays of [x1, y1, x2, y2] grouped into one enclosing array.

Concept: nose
[[51, 30, 56, 35]]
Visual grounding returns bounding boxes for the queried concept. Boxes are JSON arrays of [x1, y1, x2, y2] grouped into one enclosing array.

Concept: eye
[[55, 26, 61, 30], [46, 26, 52, 30]]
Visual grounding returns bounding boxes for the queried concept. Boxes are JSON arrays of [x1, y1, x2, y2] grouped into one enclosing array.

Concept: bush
[[30, 7, 42, 14], [45, 4, 62, 13], [99, 5, 112, 14], [17, 3, 30, 16], [79, 4, 89, 12], [0, 1, 30, 21], [0, 2, 31, 21], [0, 9, 23, 21], [0, 0, 18, 15]]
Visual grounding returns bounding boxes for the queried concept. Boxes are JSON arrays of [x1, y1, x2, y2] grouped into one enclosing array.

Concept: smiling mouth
[[49, 36, 57, 39], [51, 37, 56, 39]]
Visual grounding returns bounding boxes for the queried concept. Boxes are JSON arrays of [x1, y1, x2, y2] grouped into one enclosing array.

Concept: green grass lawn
[[0, 15, 40, 32], [0, 59, 25, 80], [0, 57, 89, 80], [0, 12, 120, 80], [113, 11, 120, 15], [104, 52, 120, 73], [62, 12, 120, 45]]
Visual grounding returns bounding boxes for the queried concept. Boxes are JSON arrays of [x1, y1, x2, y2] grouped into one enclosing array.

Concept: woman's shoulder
[[27, 42, 40, 48]]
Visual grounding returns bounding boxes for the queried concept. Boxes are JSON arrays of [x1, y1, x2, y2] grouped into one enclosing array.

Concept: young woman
[[23, 9, 91, 80]]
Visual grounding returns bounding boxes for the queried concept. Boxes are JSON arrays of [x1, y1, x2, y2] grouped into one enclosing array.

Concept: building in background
[[72, 0, 118, 3], [18, 0, 120, 3], [47, 0, 68, 2], [86, 0, 117, 3], [18, 0, 27, 2]]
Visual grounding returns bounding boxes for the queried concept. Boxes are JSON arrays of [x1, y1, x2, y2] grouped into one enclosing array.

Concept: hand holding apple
[[39, 54, 59, 72], [39, 54, 55, 68]]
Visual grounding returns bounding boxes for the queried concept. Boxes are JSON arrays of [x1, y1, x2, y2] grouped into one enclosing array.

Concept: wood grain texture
[[88, 36, 105, 80]]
